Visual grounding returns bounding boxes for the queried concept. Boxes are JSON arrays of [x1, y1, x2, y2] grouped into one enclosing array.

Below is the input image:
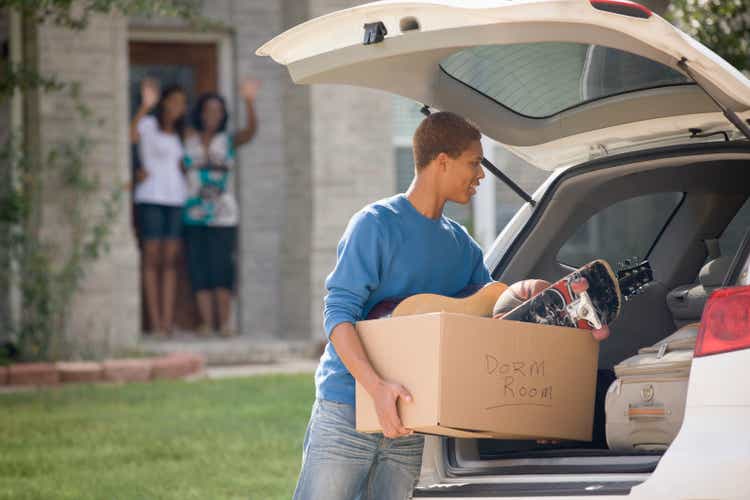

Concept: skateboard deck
[[501, 259, 652, 330]]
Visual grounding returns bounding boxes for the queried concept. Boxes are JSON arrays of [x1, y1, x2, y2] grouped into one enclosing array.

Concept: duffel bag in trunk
[[605, 323, 698, 452]]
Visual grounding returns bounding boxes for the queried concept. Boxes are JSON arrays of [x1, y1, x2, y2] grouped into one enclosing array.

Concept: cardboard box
[[355, 313, 599, 440]]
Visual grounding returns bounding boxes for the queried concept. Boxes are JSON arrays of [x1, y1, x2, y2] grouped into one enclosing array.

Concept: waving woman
[[182, 78, 259, 336], [130, 79, 188, 337]]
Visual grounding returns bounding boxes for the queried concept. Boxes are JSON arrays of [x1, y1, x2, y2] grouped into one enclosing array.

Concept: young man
[[292, 111, 490, 500]]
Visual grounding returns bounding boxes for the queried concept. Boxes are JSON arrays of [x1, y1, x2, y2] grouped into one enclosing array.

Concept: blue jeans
[[293, 399, 424, 500]]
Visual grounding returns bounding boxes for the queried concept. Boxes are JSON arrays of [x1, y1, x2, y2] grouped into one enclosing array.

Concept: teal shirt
[[183, 132, 238, 227]]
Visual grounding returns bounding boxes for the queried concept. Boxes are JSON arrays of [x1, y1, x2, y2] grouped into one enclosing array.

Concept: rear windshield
[[440, 43, 691, 118]]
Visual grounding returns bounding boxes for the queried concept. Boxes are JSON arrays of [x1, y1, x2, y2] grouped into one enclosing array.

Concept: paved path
[[140, 335, 322, 365], [202, 360, 318, 379], [0, 360, 319, 393]]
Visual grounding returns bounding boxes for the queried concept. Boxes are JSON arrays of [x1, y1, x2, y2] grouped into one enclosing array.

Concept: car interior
[[445, 143, 750, 477]]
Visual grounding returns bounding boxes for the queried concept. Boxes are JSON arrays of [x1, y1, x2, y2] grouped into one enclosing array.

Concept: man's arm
[[330, 322, 413, 439], [324, 211, 414, 438]]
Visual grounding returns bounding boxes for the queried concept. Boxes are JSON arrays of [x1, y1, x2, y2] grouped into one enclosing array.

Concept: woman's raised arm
[[130, 78, 160, 143], [233, 78, 260, 147]]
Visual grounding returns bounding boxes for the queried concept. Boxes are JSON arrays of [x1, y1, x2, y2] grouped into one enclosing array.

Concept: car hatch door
[[257, 0, 750, 170]]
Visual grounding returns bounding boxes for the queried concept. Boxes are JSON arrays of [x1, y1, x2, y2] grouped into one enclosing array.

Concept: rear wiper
[[678, 58, 750, 141], [420, 105, 536, 207]]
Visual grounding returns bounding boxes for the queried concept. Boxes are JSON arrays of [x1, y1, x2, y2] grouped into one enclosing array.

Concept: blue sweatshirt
[[316, 193, 493, 405]]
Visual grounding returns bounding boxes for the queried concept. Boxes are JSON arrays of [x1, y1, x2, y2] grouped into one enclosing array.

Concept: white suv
[[258, 1, 750, 498]]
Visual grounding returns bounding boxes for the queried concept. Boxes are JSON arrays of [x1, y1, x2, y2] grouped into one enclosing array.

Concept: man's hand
[[329, 322, 415, 439], [372, 380, 414, 439], [592, 324, 610, 341]]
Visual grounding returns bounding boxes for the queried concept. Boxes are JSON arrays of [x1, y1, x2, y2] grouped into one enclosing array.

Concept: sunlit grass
[[0, 374, 315, 500]]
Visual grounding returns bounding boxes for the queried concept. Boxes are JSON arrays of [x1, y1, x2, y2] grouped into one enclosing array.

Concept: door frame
[[128, 29, 235, 118], [127, 28, 238, 335]]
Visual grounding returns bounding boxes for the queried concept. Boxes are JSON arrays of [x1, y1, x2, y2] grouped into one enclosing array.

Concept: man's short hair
[[412, 111, 481, 169]]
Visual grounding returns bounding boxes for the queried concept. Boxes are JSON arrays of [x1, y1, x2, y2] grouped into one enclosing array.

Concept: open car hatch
[[257, 0, 750, 170]]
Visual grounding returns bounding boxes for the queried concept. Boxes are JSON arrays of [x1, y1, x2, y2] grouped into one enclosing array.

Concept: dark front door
[[128, 40, 219, 334], [128, 41, 218, 116]]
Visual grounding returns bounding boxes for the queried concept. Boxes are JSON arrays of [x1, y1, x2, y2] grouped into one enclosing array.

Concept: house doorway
[[128, 40, 219, 334]]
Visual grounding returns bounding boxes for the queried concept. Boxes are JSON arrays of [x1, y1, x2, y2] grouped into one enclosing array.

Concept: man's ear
[[436, 152, 449, 172]]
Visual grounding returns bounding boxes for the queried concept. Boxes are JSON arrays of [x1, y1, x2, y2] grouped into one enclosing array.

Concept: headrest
[[699, 255, 733, 288]]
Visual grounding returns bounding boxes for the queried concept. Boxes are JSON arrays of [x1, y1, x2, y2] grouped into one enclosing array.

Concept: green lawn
[[0, 374, 315, 500]]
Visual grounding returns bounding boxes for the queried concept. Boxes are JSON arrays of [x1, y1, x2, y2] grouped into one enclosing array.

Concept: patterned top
[[182, 132, 239, 227]]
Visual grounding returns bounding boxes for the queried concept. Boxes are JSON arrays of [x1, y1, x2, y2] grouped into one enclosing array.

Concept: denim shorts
[[293, 399, 424, 500], [136, 203, 183, 241], [183, 225, 236, 292]]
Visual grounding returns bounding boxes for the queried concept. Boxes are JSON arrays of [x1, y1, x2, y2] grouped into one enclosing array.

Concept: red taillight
[[695, 287, 750, 357], [590, 0, 652, 19]]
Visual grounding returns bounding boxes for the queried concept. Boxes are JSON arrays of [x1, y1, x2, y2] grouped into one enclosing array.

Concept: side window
[[719, 197, 750, 259], [557, 193, 683, 268]]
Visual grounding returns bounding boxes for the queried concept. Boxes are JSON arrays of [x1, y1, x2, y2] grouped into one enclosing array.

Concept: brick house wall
[[36, 11, 139, 356], [11, 0, 390, 357]]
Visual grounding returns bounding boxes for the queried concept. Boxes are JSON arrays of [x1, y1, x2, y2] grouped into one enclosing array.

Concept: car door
[[257, 0, 750, 171]]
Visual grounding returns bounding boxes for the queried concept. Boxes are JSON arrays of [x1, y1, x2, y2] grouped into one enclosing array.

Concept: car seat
[[666, 255, 732, 328]]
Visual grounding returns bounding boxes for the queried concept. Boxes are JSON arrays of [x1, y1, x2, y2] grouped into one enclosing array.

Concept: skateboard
[[500, 259, 653, 330], [365, 281, 508, 320]]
